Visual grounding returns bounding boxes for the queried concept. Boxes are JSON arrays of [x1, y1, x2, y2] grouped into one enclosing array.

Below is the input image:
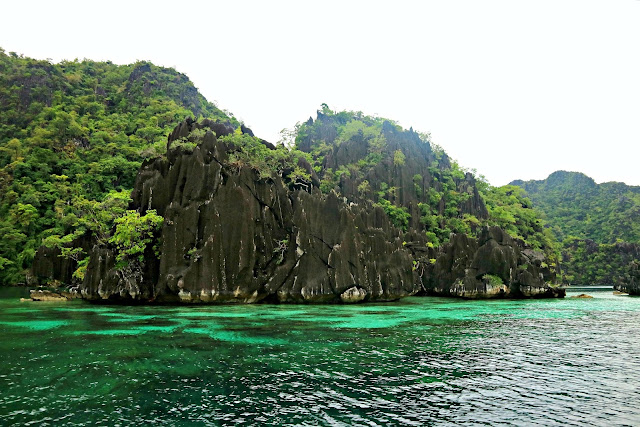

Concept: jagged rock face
[[298, 115, 489, 232], [296, 114, 558, 299], [82, 245, 158, 302], [420, 227, 562, 298], [81, 121, 418, 303], [31, 246, 75, 286], [77, 118, 562, 303]]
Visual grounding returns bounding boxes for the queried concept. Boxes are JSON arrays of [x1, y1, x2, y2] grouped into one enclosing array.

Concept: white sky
[[2, 0, 639, 186]]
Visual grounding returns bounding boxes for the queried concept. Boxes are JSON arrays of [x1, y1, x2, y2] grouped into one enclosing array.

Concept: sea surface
[[0, 287, 639, 426]]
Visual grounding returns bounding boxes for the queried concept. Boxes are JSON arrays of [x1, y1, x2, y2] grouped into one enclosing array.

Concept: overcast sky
[[2, 0, 639, 186]]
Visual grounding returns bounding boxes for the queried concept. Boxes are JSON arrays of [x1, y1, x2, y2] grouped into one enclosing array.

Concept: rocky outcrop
[[296, 113, 559, 300], [615, 260, 640, 295], [31, 246, 75, 286], [82, 120, 417, 303], [341, 286, 367, 303], [418, 227, 563, 298], [571, 294, 593, 299], [76, 117, 562, 303], [299, 115, 488, 232], [29, 289, 71, 301], [31, 234, 92, 287]]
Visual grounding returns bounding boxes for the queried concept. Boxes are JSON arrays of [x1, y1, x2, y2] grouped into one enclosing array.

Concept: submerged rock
[[571, 294, 593, 299], [29, 289, 69, 301]]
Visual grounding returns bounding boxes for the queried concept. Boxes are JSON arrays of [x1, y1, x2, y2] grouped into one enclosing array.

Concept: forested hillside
[[1, 49, 559, 296], [295, 107, 557, 257], [0, 48, 237, 285], [512, 171, 640, 285]]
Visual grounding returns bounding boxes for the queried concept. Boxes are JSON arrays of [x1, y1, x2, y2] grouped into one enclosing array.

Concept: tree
[[393, 149, 406, 167], [42, 190, 132, 281], [109, 209, 164, 269]]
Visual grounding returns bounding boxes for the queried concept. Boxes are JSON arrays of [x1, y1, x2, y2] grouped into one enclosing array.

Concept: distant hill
[[511, 171, 640, 285]]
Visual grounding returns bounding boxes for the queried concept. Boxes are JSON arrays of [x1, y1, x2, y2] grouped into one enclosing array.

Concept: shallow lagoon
[[1, 287, 639, 425]]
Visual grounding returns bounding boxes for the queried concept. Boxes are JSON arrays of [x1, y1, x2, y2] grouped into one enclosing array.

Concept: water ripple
[[1, 289, 640, 425]]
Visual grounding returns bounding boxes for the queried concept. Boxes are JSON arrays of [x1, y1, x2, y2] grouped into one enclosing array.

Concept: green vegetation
[[221, 129, 312, 185], [0, 49, 237, 284], [109, 210, 164, 270], [378, 196, 411, 231], [41, 190, 131, 280], [512, 171, 640, 284], [295, 107, 556, 259], [483, 274, 504, 287], [273, 239, 289, 265], [479, 184, 557, 254], [512, 171, 640, 243], [559, 239, 637, 285], [393, 149, 405, 167]]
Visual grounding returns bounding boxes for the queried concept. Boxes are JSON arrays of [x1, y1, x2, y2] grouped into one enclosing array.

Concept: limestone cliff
[[295, 111, 560, 299], [81, 119, 417, 303], [415, 227, 562, 298], [73, 114, 562, 302]]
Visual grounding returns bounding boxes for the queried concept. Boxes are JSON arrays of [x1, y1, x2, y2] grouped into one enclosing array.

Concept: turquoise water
[[1, 287, 639, 426]]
